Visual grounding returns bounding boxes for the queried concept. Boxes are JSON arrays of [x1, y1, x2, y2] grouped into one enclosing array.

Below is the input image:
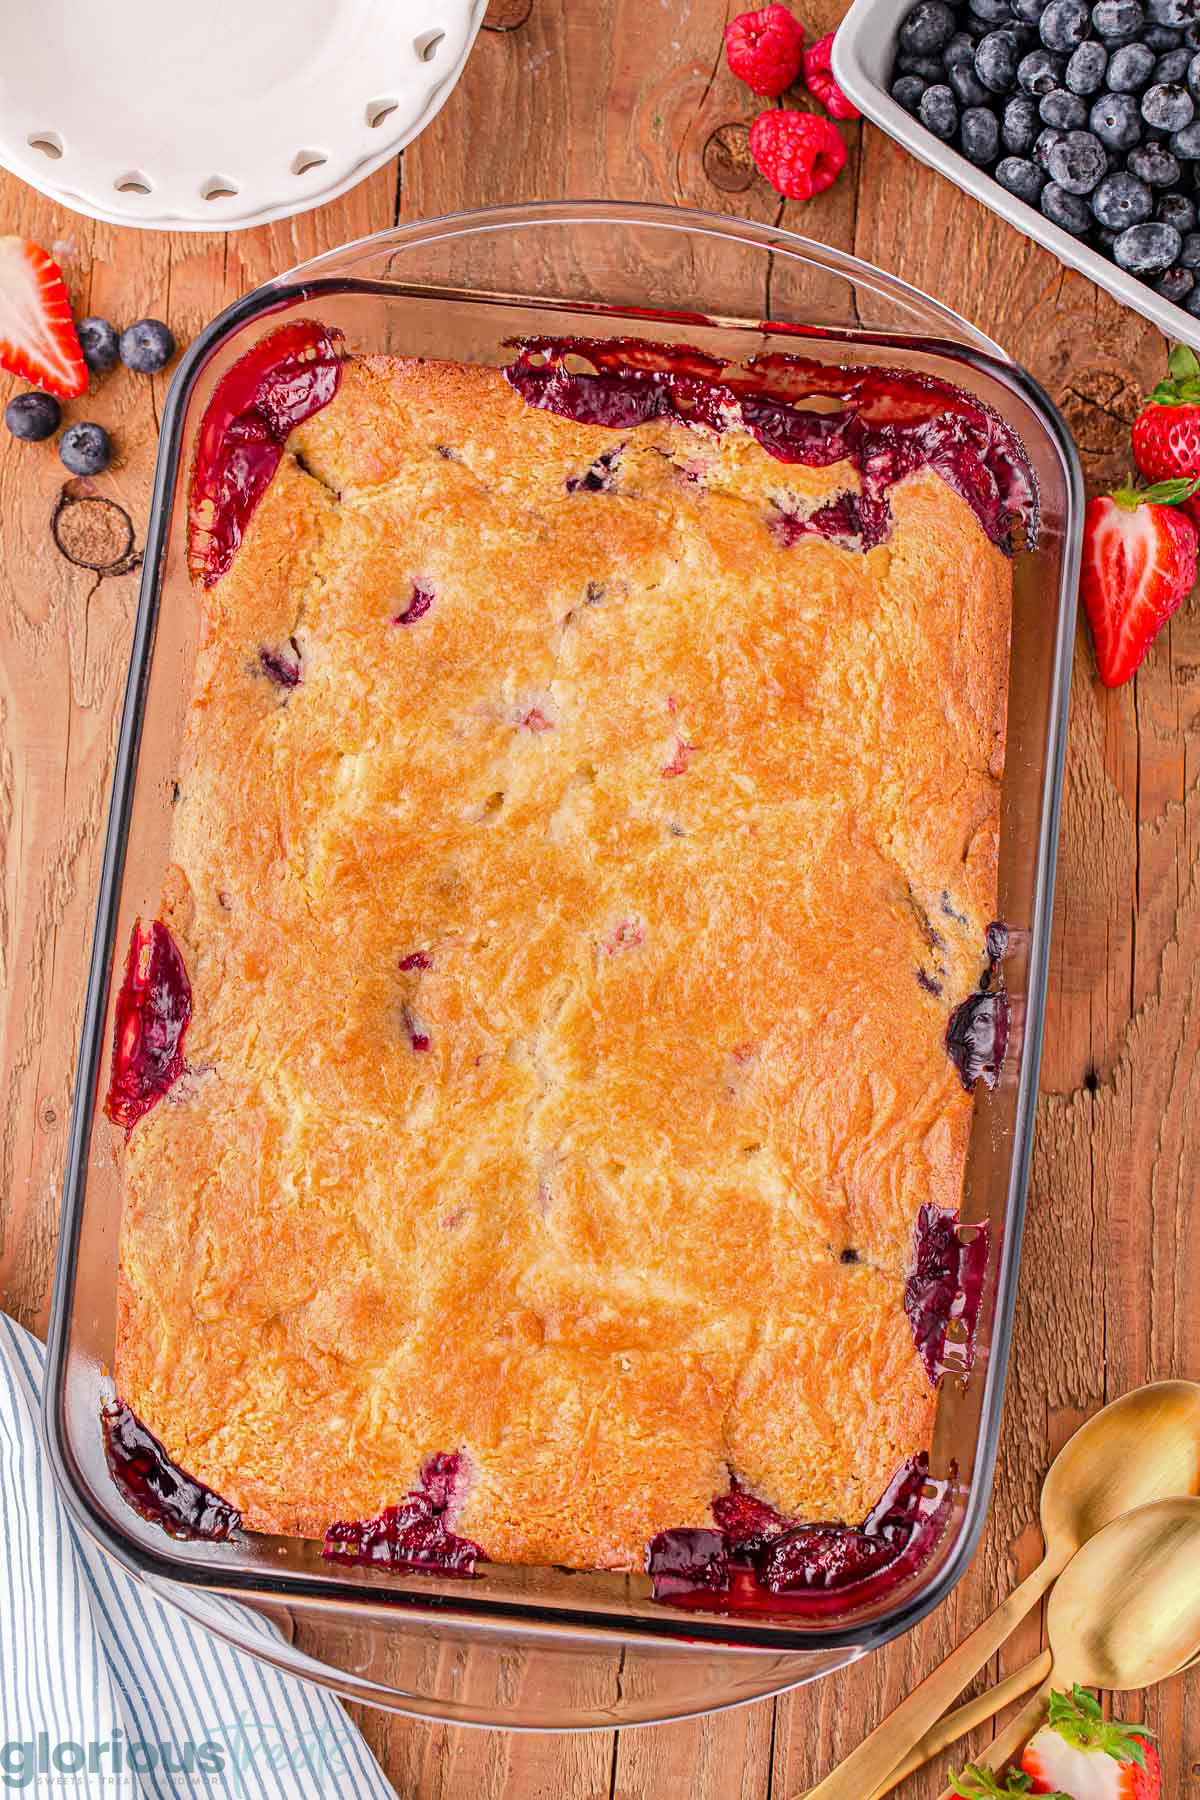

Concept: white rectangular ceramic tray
[[834, 0, 1200, 349]]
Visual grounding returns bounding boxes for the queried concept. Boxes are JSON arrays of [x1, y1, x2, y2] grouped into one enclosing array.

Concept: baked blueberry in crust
[[107, 326, 1023, 1603]]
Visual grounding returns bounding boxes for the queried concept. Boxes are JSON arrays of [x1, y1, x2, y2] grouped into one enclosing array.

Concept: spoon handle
[[797, 1560, 1057, 1800], [866, 1648, 1053, 1797], [933, 1684, 1054, 1799]]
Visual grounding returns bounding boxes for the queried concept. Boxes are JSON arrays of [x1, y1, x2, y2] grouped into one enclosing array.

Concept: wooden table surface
[[3, 2, 1199, 1794]]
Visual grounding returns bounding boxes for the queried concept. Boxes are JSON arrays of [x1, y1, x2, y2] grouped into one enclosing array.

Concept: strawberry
[[1080, 480, 1198, 687], [1020, 1685, 1161, 1799], [950, 1766, 1069, 1798], [0, 237, 86, 399], [1132, 344, 1200, 530]]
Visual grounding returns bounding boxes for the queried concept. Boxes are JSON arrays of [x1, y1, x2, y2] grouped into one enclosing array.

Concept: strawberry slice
[[0, 237, 86, 399], [1080, 480, 1198, 687], [1020, 1684, 1161, 1799], [949, 1766, 1069, 1797]]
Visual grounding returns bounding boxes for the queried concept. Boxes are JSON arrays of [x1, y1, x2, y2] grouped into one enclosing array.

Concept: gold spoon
[[801, 1380, 1200, 1800], [876, 1503, 1200, 1795], [930, 1495, 1200, 1800]]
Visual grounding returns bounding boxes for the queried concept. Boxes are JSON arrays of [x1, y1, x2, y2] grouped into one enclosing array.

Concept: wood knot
[[703, 123, 756, 193], [51, 486, 142, 575], [483, 0, 532, 29], [1057, 367, 1142, 465]]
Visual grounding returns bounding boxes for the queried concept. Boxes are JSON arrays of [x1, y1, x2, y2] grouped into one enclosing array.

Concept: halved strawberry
[[1132, 344, 1200, 530], [0, 237, 86, 399], [1020, 1685, 1160, 1799], [1080, 480, 1198, 687]]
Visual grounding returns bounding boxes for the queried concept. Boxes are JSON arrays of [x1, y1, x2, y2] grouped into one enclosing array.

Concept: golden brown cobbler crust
[[114, 355, 1010, 1567]]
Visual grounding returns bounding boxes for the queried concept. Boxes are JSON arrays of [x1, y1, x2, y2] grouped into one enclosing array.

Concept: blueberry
[[1149, 0, 1200, 22], [1047, 124, 1110, 182], [1067, 37, 1110, 86], [919, 81, 960, 135], [58, 421, 112, 475], [1041, 0, 1092, 46], [944, 31, 978, 63], [1188, 46, 1200, 89], [1186, 15, 1200, 37], [1013, 0, 1046, 19], [1107, 41, 1157, 84], [1130, 140, 1183, 178], [1180, 227, 1200, 258], [1145, 22, 1185, 42], [4, 390, 61, 441], [1042, 177, 1095, 225], [1142, 79, 1196, 125], [977, 28, 1023, 86], [900, 0, 958, 54], [1003, 91, 1042, 146], [118, 318, 175, 374], [950, 59, 992, 103], [1093, 221, 1123, 245], [1156, 45, 1193, 75], [1020, 46, 1065, 89], [892, 73, 929, 109], [961, 104, 1003, 158], [1113, 216, 1183, 263], [1041, 84, 1090, 121], [1185, 281, 1200, 308], [1034, 123, 1068, 163], [1155, 262, 1197, 294], [1092, 166, 1155, 219], [996, 151, 1051, 195], [1092, 0, 1145, 34], [75, 316, 119, 377], [971, 0, 1018, 19], [900, 49, 950, 78], [1091, 88, 1145, 141], [1171, 115, 1200, 146]]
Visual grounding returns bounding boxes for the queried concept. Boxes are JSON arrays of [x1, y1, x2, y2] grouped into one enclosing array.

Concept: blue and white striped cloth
[[0, 1314, 395, 1798]]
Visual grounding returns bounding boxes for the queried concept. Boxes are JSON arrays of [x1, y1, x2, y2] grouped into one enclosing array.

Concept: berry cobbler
[[106, 322, 1033, 1603]]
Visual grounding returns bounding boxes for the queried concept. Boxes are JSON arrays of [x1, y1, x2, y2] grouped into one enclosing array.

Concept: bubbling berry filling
[[647, 1452, 952, 1611], [906, 1203, 991, 1385], [322, 1452, 483, 1576], [188, 318, 343, 588], [393, 581, 434, 626], [506, 337, 1038, 555], [104, 920, 192, 1132], [102, 1399, 241, 1541]]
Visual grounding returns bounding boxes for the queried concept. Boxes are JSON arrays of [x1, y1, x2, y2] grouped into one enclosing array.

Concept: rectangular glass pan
[[44, 203, 1081, 1678]]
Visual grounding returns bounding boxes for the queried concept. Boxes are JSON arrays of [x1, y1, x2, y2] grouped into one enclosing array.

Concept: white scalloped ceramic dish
[[0, 0, 485, 232]]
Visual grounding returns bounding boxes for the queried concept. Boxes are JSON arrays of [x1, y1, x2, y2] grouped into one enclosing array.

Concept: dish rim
[[42, 199, 1083, 1659]]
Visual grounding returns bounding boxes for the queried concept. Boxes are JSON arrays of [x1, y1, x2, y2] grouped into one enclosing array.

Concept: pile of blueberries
[[891, 0, 1200, 314]]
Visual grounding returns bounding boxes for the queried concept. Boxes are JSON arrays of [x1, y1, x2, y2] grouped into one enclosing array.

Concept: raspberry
[[725, 5, 805, 97], [803, 31, 861, 120], [749, 110, 848, 200]]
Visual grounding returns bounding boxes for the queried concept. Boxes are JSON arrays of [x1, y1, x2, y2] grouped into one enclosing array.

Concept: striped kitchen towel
[[0, 1312, 396, 1799]]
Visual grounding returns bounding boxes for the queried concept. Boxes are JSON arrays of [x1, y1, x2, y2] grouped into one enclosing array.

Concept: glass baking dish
[[43, 200, 1081, 1729]]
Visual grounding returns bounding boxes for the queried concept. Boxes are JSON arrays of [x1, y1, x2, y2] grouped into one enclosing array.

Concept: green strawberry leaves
[[1111, 475, 1200, 511], [948, 1766, 1068, 1799], [1146, 342, 1200, 408], [1043, 1682, 1154, 1766]]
